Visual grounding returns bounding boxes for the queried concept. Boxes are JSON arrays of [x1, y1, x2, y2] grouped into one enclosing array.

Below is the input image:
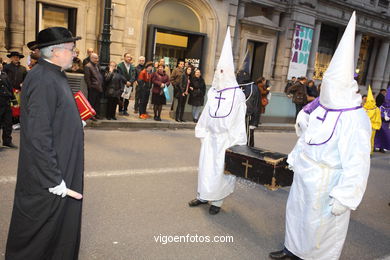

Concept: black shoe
[[123, 111, 130, 116], [157, 117, 162, 121], [154, 116, 158, 121], [95, 115, 101, 119], [209, 205, 221, 215], [3, 143, 17, 149], [188, 199, 208, 207], [112, 117, 117, 120], [379, 148, 385, 153], [269, 250, 299, 259], [175, 118, 180, 122], [193, 119, 198, 123], [106, 117, 111, 120], [180, 119, 186, 122]]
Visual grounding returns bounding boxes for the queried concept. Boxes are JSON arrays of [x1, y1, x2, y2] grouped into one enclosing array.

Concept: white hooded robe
[[284, 12, 372, 260], [194, 27, 247, 201]]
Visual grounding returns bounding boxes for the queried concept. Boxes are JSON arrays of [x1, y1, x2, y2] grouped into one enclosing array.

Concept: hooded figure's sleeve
[[330, 114, 371, 210], [195, 102, 209, 139], [25, 77, 62, 188]]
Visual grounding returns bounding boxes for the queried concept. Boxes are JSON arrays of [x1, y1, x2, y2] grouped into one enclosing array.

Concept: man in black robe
[[6, 27, 84, 260], [237, 70, 260, 147]]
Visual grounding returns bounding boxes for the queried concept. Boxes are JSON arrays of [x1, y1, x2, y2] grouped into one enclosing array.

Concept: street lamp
[[99, 0, 112, 69]]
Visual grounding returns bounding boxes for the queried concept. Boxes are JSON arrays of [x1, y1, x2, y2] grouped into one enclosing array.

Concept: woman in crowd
[[151, 64, 170, 121], [104, 61, 126, 120], [137, 61, 154, 119], [256, 77, 270, 123], [175, 66, 192, 122], [306, 80, 319, 102], [188, 69, 206, 123]]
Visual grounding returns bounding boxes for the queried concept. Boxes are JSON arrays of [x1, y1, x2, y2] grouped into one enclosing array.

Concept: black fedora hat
[[7, 51, 25, 59], [27, 41, 38, 51], [27, 27, 81, 50]]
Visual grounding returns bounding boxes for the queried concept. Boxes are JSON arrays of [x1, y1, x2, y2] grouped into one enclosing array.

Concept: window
[[37, 3, 77, 36]]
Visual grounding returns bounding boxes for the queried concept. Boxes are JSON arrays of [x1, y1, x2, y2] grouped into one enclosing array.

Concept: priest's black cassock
[[6, 58, 84, 260]]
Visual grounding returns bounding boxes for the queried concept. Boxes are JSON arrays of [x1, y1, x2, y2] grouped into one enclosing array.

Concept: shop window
[[356, 36, 374, 85], [37, 3, 77, 36], [313, 24, 339, 80]]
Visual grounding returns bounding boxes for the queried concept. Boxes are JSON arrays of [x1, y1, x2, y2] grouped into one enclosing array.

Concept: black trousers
[[119, 98, 129, 112], [175, 94, 187, 120], [295, 103, 305, 118], [0, 103, 13, 145], [88, 88, 101, 116], [245, 116, 255, 147], [134, 85, 140, 112], [106, 97, 119, 119], [138, 87, 150, 115]]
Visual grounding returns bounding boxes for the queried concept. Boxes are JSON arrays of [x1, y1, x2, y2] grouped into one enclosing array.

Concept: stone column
[[382, 52, 390, 89], [233, 1, 245, 70], [366, 38, 380, 85], [8, 0, 25, 52], [354, 32, 362, 69], [306, 21, 321, 79], [270, 11, 281, 77], [372, 40, 390, 92], [0, 0, 7, 54]]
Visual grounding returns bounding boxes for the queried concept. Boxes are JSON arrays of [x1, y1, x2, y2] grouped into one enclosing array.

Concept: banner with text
[[287, 24, 313, 79]]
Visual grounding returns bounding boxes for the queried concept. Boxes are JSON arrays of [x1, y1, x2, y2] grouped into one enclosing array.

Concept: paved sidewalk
[[87, 100, 295, 131]]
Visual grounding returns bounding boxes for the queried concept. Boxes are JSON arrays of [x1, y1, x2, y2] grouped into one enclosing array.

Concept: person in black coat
[[237, 70, 260, 147], [376, 89, 387, 107], [175, 66, 192, 122], [84, 53, 103, 120], [104, 61, 126, 120], [188, 69, 206, 123], [3, 52, 27, 91], [6, 27, 84, 260], [0, 63, 18, 148]]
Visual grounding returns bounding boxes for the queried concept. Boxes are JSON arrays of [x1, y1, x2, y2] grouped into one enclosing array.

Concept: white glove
[[82, 120, 87, 128], [48, 180, 67, 198], [330, 198, 349, 216], [249, 125, 256, 130], [384, 111, 390, 122]]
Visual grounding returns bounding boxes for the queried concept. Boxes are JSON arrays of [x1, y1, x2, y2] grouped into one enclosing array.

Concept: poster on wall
[[287, 24, 313, 79]]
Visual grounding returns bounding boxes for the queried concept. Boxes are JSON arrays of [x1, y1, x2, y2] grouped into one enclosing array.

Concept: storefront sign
[[185, 58, 200, 69], [287, 24, 313, 79]]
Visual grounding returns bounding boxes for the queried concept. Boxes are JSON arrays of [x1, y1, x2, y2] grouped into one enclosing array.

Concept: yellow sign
[[156, 32, 188, 48]]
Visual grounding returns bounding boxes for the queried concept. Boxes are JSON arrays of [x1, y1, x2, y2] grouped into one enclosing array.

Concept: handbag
[[163, 84, 171, 102], [261, 97, 269, 106], [121, 85, 132, 99]]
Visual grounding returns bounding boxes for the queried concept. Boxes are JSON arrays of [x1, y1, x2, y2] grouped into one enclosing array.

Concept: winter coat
[[188, 76, 206, 106], [104, 69, 126, 98]]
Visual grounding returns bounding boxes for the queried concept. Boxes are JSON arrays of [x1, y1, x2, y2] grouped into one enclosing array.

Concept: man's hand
[[48, 180, 67, 198], [330, 198, 349, 216], [249, 125, 256, 130], [126, 81, 131, 87]]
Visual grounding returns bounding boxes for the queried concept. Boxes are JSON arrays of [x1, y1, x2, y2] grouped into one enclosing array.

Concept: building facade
[[1, 0, 389, 93]]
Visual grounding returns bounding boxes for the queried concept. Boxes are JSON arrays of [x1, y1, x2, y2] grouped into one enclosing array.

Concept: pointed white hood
[[319, 11, 362, 109], [212, 27, 238, 91]]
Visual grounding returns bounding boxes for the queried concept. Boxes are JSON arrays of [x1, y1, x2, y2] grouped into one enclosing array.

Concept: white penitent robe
[[195, 86, 247, 201], [285, 106, 371, 260]]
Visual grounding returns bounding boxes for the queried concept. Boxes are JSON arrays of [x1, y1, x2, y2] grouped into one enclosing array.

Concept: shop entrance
[[146, 25, 206, 71]]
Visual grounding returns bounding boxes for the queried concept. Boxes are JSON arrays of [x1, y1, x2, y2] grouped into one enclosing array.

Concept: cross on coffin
[[241, 160, 252, 178]]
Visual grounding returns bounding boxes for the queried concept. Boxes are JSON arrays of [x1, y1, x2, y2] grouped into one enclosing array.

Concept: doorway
[[146, 25, 206, 70], [247, 40, 267, 81]]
